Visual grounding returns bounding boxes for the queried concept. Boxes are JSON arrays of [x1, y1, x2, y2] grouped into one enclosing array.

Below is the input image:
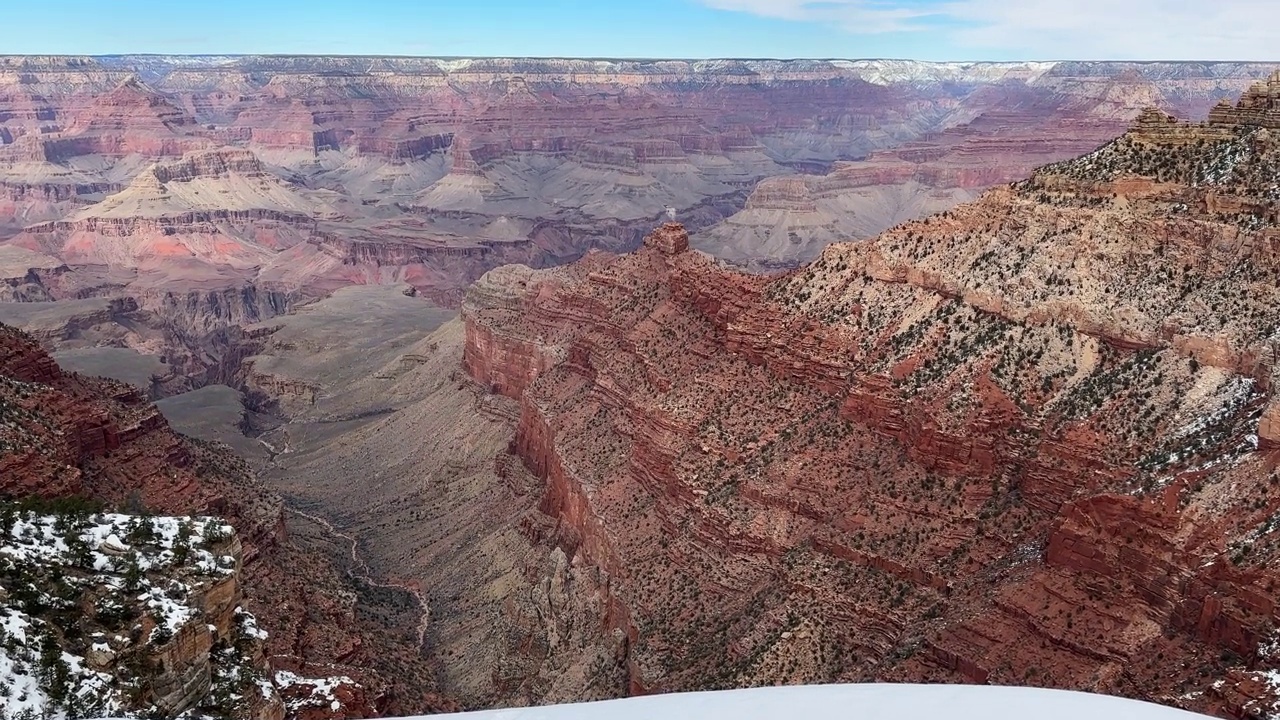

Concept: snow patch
[[0, 508, 248, 717], [274, 670, 360, 714]]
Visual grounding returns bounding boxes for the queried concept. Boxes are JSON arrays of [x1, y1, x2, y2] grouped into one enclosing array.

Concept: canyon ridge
[[0, 57, 1275, 385]]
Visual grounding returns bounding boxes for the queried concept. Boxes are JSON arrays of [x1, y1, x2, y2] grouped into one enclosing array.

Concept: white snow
[[417, 684, 1213, 720], [274, 670, 361, 715], [0, 635, 47, 719], [0, 509, 248, 717], [1222, 668, 1280, 718], [1261, 630, 1280, 660], [141, 584, 198, 643], [834, 60, 1059, 86], [235, 606, 269, 641], [1168, 376, 1256, 443], [0, 608, 121, 720]]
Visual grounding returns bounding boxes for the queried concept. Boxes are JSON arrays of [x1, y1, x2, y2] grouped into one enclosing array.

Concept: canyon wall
[[0, 56, 1274, 381], [457, 91, 1280, 716]]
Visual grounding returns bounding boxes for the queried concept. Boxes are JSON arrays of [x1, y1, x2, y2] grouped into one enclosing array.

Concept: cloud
[[698, 0, 1280, 59]]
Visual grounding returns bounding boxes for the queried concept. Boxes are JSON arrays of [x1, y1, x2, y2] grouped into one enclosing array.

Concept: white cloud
[[699, 0, 1280, 59]]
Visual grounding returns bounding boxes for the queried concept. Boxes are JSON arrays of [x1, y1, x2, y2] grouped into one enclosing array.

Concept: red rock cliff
[[460, 86, 1280, 716]]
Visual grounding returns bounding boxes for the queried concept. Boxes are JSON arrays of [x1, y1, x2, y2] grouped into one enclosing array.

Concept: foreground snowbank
[[424, 684, 1212, 719]]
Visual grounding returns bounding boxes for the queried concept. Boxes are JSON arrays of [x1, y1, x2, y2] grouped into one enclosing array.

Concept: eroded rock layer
[[0, 56, 1274, 381], [458, 92, 1280, 717]]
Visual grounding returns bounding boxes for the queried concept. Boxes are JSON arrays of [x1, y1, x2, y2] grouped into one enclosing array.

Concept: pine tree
[[66, 532, 93, 569], [52, 513, 73, 535], [172, 520, 192, 565], [127, 517, 156, 545], [37, 631, 71, 710], [202, 520, 229, 545], [0, 504, 15, 536], [122, 551, 145, 592]]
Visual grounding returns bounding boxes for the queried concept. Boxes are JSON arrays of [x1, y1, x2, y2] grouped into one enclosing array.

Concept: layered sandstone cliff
[[0, 56, 1271, 368], [459, 86, 1280, 717]]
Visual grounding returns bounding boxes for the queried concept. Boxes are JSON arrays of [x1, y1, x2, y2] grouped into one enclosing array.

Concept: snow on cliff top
[[421, 683, 1210, 720], [834, 59, 1059, 85], [87, 55, 1061, 86]]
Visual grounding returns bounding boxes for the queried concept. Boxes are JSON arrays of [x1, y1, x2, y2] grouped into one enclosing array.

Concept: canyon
[[248, 74, 1280, 718], [0, 320, 456, 718], [0, 57, 1276, 385], [5, 57, 1280, 720]]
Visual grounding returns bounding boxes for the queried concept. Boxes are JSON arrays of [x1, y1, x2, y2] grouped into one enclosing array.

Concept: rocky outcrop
[[1260, 399, 1280, 451], [0, 322, 61, 382], [147, 147, 269, 183], [135, 284, 293, 339], [643, 222, 690, 255], [1209, 70, 1280, 128], [459, 80, 1280, 717], [744, 177, 818, 212]]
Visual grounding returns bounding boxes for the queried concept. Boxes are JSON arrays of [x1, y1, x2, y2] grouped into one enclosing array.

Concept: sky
[[4, 0, 1278, 61]]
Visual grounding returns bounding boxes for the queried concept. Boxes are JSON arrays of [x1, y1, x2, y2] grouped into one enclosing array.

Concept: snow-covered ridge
[[0, 509, 244, 719], [832, 59, 1059, 86], [421, 683, 1212, 720]]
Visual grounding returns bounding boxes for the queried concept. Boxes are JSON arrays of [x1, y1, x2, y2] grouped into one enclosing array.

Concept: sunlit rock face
[[455, 81, 1280, 716]]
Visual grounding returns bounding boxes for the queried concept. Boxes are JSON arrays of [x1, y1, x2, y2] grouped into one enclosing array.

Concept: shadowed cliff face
[[457, 82, 1280, 717]]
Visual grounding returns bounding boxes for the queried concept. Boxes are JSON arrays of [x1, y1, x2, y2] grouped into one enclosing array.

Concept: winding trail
[[285, 506, 432, 650]]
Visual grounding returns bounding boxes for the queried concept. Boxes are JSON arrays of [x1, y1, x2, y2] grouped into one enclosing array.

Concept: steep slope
[[0, 322, 455, 718], [456, 79, 1280, 718], [241, 317, 632, 710]]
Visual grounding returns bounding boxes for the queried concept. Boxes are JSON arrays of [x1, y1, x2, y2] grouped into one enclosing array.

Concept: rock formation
[[5, 56, 1280, 718], [454, 84, 1280, 717], [1209, 70, 1280, 128], [0, 56, 1274, 384]]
